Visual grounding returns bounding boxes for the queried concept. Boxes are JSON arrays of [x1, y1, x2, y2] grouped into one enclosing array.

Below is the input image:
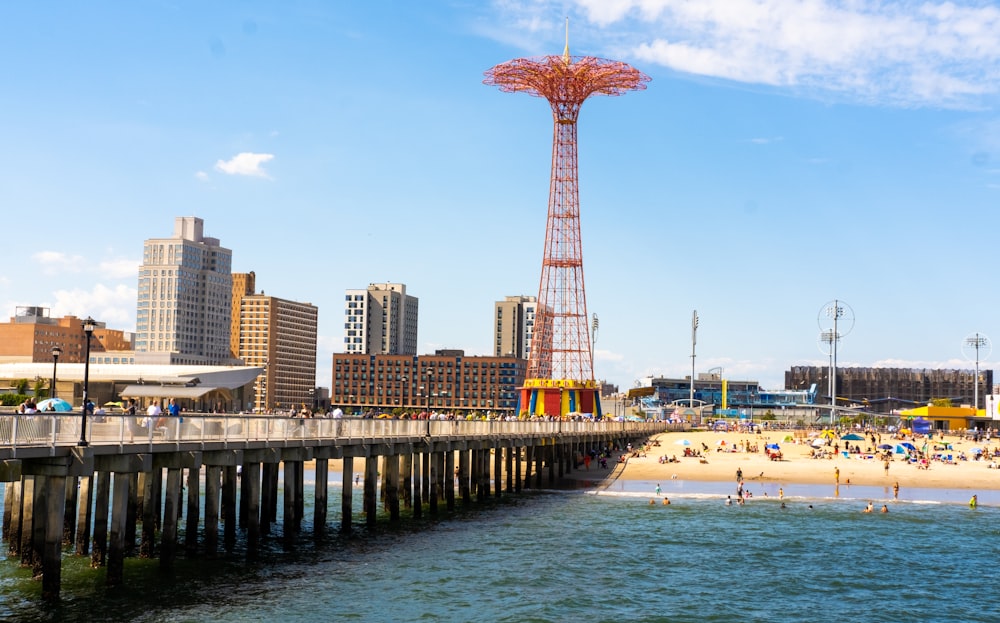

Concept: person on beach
[[725, 495, 732, 506], [736, 467, 743, 483], [834, 466, 840, 485], [970, 494, 978, 508], [779, 487, 784, 500], [863, 502, 873, 513], [893, 482, 899, 499], [884, 459, 890, 476]]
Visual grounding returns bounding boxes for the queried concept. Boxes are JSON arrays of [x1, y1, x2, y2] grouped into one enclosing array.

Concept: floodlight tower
[[485, 24, 649, 418]]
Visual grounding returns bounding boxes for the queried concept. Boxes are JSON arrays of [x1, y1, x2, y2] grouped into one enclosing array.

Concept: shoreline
[[577, 430, 1000, 502]]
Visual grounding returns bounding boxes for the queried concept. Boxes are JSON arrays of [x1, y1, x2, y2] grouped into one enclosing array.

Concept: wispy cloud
[[194, 170, 210, 181], [51, 283, 137, 326], [748, 136, 783, 145], [98, 258, 139, 279], [493, 1, 1000, 108], [214, 152, 275, 178], [33, 251, 84, 275]]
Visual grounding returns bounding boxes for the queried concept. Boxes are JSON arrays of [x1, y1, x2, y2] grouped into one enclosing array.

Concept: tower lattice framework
[[485, 50, 649, 386]]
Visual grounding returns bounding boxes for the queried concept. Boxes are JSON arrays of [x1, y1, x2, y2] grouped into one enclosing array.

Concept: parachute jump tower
[[484, 27, 649, 418]]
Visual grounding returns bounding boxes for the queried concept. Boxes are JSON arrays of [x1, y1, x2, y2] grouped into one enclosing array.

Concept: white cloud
[[98, 258, 140, 279], [214, 152, 275, 178], [497, 0, 1000, 107], [195, 171, 210, 181], [51, 283, 137, 327], [33, 251, 84, 275]]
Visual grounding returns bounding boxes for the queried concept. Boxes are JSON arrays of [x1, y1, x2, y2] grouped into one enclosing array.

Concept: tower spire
[[563, 17, 570, 64]]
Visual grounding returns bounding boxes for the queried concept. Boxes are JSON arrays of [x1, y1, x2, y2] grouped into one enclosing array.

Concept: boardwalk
[[0, 412, 676, 599]]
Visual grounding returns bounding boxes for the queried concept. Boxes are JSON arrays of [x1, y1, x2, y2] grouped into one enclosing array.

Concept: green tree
[[14, 379, 29, 395], [33, 378, 47, 399]]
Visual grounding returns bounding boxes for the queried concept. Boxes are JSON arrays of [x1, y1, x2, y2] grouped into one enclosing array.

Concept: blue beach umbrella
[[674, 439, 691, 446], [35, 398, 72, 412], [766, 443, 780, 450]]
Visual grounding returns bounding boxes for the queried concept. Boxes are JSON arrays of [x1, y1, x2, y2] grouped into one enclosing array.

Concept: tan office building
[[237, 293, 318, 413], [494, 295, 536, 359], [231, 271, 256, 359]]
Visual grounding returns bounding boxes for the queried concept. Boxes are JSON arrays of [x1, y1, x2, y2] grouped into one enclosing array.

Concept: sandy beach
[[612, 429, 1000, 491]]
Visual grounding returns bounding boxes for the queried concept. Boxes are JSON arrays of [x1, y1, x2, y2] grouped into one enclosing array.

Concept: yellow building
[[898, 405, 987, 432]]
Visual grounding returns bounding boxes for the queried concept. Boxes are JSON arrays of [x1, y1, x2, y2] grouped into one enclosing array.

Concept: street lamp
[[50, 346, 62, 400], [425, 370, 434, 436], [963, 333, 992, 413], [78, 317, 96, 446]]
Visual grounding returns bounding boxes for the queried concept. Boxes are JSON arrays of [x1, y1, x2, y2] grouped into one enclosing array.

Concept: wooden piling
[[160, 468, 181, 567], [40, 474, 65, 599], [107, 472, 130, 586], [363, 455, 377, 529], [340, 456, 353, 533], [314, 458, 328, 534], [91, 471, 110, 568]]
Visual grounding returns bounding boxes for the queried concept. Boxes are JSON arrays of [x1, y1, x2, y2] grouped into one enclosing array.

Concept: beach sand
[[610, 429, 1000, 491], [300, 429, 999, 493]]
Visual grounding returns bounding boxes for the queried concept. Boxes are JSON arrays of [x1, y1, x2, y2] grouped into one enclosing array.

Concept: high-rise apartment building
[[135, 216, 234, 365], [343, 283, 418, 355], [494, 295, 536, 359], [236, 293, 318, 413], [231, 271, 256, 359]]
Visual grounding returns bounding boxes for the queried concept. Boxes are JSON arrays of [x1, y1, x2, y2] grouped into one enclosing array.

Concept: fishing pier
[[0, 414, 671, 599]]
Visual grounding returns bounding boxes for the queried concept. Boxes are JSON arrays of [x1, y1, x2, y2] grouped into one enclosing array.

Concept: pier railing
[[0, 413, 678, 458]]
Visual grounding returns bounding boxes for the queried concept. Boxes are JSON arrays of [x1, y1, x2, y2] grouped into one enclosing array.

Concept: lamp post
[[78, 317, 96, 446], [50, 346, 62, 400], [962, 333, 991, 413]]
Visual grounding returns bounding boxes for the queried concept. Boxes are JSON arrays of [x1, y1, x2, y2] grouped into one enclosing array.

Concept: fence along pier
[[0, 414, 671, 598]]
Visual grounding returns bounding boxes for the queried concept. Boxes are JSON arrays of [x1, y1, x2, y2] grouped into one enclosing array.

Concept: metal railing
[[0, 413, 677, 457]]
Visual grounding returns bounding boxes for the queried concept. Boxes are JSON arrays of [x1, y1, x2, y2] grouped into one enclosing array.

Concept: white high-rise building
[[494, 295, 536, 359], [135, 216, 234, 365], [343, 283, 418, 355]]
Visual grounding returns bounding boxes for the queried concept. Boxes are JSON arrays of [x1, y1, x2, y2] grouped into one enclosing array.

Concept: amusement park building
[[785, 366, 995, 412]]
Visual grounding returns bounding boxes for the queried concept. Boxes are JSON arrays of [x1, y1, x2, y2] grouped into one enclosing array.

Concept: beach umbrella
[[766, 443, 780, 450], [970, 447, 983, 454], [811, 438, 828, 448], [35, 398, 72, 412], [877, 444, 893, 450], [841, 433, 864, 441], [674, 439, 691, 446]]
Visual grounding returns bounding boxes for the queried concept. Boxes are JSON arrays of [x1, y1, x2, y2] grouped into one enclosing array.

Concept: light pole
[[690, 310, 698, 410], [818, 300, 854, 427], [963, 333, 991, 413], [50, 346, 62, 400], [78, 317, 96, 446], [426, 370, 433, 423]]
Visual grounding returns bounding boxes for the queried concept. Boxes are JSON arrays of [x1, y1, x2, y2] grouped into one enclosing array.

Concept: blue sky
[[2, 1, 1000, 393]]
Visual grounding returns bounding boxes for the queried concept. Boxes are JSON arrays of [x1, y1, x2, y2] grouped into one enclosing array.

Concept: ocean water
[[0, 478, 997, 623]]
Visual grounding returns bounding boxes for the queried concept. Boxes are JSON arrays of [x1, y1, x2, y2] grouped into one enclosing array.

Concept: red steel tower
[[485, 37, 649, 418]]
